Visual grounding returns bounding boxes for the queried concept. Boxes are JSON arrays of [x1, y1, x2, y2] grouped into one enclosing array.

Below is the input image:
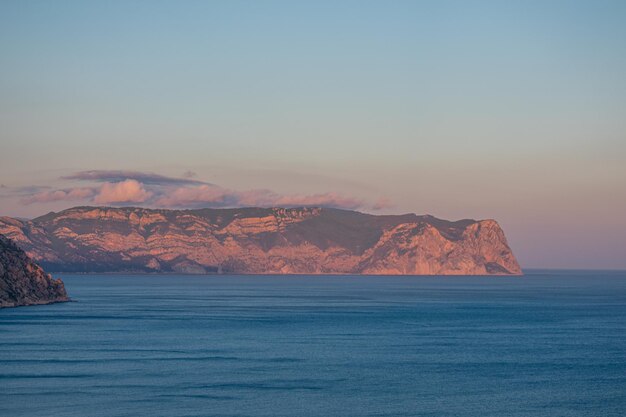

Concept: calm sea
[[1, 271, 625, 417]]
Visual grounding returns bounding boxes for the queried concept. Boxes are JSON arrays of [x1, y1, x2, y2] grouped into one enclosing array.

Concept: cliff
[[0, 234, 69, 308], [0, 206, 522, 275]]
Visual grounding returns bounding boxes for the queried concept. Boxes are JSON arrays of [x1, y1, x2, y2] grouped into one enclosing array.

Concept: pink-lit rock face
[[0, 206, 522, 275]]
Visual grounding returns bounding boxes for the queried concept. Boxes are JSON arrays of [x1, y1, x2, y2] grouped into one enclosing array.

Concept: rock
[[0, 206, 522, 275], [0, 234, 69, 308]]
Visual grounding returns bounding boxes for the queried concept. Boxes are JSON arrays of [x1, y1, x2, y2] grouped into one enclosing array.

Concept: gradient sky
[[1, 0, 625, 269]]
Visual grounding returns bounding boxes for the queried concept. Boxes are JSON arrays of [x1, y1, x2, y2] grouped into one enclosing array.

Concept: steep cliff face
[[0, 206, 522, 275], [0, 234, 69, 308]]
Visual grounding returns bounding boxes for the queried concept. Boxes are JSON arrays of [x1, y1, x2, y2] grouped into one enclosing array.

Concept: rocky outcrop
[[0, 206, 522, 275], [0, 234, 69, 308]]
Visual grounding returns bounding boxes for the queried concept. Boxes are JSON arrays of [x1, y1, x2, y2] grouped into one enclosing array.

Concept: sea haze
[[1, 271, 625, 417]]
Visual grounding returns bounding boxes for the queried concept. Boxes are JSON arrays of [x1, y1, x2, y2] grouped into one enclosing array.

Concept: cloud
[[62, 170, 208, 186], [20, 187, 96, 204], [272, 192, 364, 209], [153, 184, 232, 207], [3, 185, 53, 196], [152, 186, 365, 210], [17, 169, 392, 212], [21, 181, 151, 205], [371, 197, 394, 210], [93, 180, 153, 204]]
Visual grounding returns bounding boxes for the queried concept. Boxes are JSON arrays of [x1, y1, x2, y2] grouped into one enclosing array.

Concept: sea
[[1, 270, 625, 417]]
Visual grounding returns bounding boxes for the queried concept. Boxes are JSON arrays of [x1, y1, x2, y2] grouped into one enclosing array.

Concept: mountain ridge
[[0, 206, 522, 275]]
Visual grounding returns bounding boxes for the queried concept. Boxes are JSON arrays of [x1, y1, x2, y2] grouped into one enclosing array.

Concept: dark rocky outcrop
[[0, 234, 69, 308], [0, 206, 522, 275]]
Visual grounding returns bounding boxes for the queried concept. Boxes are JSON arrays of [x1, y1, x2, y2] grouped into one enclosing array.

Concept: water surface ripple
[[1, 271, 625, 417]]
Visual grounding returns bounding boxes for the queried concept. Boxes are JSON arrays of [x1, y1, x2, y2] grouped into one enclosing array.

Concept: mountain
[[0, 206, 522, 275], [0, 234, 69, 308]]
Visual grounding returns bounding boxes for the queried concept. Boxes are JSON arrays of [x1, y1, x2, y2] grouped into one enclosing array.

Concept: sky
[[1, 0, 625, 269]]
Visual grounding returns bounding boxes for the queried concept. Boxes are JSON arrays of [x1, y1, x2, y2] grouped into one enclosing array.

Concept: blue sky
[[1, 0, 625, 269]]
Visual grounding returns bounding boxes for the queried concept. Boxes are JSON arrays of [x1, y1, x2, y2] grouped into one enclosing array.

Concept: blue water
[[1, 271, 626, 417]]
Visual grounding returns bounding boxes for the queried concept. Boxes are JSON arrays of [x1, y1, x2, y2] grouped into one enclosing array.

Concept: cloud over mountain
[[62, 170, 209, 186], [20, 188, 96, 204], [93, 180, 153, 204], [16, 170, 388, 211]]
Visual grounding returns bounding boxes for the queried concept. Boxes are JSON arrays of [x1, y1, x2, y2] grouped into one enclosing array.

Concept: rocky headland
[[0, 234, 69, 308], [0, 206, 522, 275]]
